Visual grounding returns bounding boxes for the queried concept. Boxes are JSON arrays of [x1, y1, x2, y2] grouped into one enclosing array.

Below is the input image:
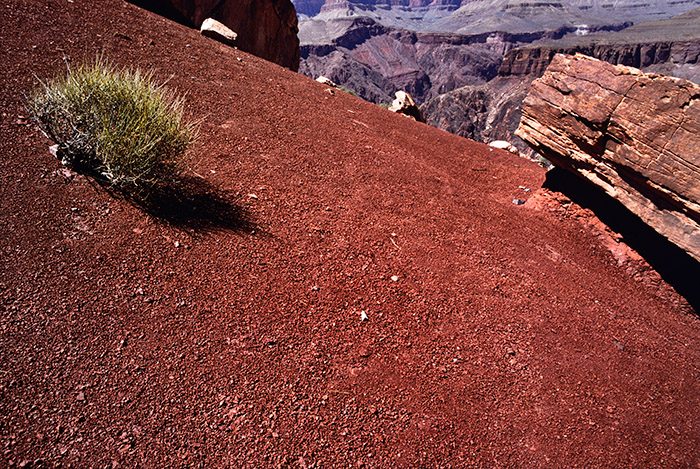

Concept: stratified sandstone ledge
[[516, 53, 700, 262]]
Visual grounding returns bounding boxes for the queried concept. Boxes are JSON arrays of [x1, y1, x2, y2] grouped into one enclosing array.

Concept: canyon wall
[[422, 8, 700, 153], [499, 40, 700, 82], [299, 18, 505, 104]]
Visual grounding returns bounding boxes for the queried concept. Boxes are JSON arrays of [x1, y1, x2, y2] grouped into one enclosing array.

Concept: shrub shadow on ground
[[121, 176, 258, 235], [544, 168, 700, 314]]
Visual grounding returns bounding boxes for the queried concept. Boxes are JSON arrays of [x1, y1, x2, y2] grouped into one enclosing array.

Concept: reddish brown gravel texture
[[2, 1, 700, 467]]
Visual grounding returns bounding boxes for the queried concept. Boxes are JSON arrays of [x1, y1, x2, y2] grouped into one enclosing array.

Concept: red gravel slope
[[2, 1, 700, 467]]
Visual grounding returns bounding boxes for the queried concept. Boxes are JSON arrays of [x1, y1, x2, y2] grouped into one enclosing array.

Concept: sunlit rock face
[[517, 53, 700, 261]]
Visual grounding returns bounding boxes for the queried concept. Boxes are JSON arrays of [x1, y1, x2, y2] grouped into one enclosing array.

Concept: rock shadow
[[544, 167, 700, 313], [124, 176, 258, 235], [126, 0, 193, 27]]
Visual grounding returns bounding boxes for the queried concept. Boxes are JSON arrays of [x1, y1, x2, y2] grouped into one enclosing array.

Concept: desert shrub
[[378, 102, 391, 109], [28, 58, 196, 193], [338, 86, 358, 97]]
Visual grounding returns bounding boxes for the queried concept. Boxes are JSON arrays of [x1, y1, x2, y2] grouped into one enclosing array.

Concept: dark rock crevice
[[544, 168, 700, 312]]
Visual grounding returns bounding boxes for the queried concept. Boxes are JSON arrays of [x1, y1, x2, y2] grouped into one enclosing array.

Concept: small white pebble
[[248, 193, 258, 200], [390, 275, 399, 282], [360, 311, 368, 321]]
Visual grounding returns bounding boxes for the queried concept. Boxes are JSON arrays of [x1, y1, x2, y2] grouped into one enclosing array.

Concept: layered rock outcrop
[[133, 0, 300, 70], [499, 40, 700, 79], [516, 53, 700, 261]]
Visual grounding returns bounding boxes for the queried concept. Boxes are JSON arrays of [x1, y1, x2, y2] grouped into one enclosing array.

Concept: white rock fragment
[[388, 91, 425, 122], [390, 275, 399, 282], [316, 76, 338, 88], [489, 140, 520, 155], [200, 18, 238, 46], [360, 310, 368, 321]]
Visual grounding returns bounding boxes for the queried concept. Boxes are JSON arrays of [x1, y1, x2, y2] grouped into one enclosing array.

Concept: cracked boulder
[[516, 53, 700, 261], [388, 91, 425, 123]]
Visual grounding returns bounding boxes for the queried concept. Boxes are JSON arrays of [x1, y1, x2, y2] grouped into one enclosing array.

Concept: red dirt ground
[[2, 1, 700, 467]]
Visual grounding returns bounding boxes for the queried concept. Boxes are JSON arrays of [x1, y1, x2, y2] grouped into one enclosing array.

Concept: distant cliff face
[[298, 17, 538, 105], [136, 0, 300, 70], [499, 41, 700, 82], [499, 6, 700, 80], [422, 7, 700, 152], [294, 0, 326, 16], [294, 0, 700, 34]]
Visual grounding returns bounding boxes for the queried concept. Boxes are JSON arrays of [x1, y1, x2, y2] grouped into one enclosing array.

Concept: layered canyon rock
[[500, 6, 700, 82], [295, 0, 700, 34], [423, 6, 700, 153], [132, 0, 300, 70], [298, 17, 504, 105], [516, 53, 700, 261]]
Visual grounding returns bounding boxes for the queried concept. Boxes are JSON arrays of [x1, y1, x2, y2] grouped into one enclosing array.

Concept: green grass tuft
[[28, 58, 196, 194], [338, 86, 358, 97]]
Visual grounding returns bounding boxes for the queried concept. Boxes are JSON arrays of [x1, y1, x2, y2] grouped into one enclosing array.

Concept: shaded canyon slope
[[299, 17, 508, 104], [130, 0, 301, 70], [297, 13, 633, 106], [3, 0, 700, 467]]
